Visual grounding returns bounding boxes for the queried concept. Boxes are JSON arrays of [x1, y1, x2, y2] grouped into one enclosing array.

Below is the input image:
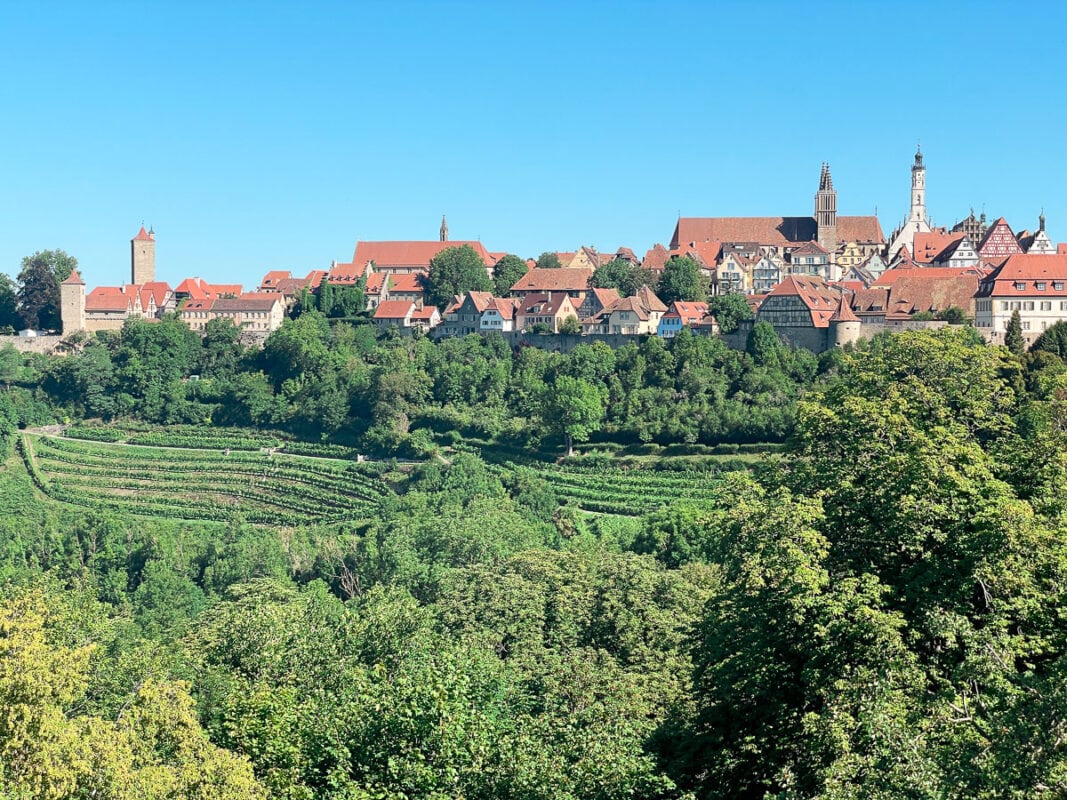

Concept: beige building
[[583, 285, 667, 335], [975, 253, 1067, 346], [181, 293, 285, 334]]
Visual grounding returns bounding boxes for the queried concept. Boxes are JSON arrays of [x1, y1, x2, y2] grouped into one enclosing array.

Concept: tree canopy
[[424, 244, 492, 309], [492, 253, 528, 295], [656, 256, 708, 303], [16, 249, 77, 331]]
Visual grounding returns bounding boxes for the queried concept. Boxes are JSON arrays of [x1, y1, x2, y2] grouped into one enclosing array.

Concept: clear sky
[[2, 0, 1065, 290]]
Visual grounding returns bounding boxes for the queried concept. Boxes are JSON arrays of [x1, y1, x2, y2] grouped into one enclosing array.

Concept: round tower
[[60, 268, 86, 335], [829, 291, 861, 348], [131, 225, 155, 285]]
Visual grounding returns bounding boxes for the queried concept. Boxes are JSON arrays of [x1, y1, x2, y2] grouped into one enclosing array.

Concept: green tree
[[424, 244, 492, 309], [0, 273, 18, 332], [745, 321, 782, 367], [936, 305, 967, 323], [492, 254, 528, 295], [559, 315, 581, 335], [198, 317, 244, 379], [656, 256, 708, 303], [542, 375, 604, 455], [1030, 320, 1067, 359], [591, 258, 655, 297], [535, 252, 562, 269], [16, 250, 77, 331], [708, 292, 753, 334], [1005, 308, 1025, 355]]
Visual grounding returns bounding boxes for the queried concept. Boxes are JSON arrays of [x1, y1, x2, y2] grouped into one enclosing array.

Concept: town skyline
[[3, 1, 1065, 288]]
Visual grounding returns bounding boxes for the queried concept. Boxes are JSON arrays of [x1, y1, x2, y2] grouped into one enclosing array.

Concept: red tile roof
[[212, 293, 283, 312], [61, 268, 84, 286], [86, 286, 135, 312], [133, 226, 154, 242], [672, 215, 884, 249], [665, 301, 710, 325], [387, 273, 425, 293], [373, 300, 415, 320], [881, 275, 980, 318], [510, 267, 593, 294], [365, 273, 388, 294], [829, 292, 859, 323], [352, 240, 493, 271], [913, 231, 965, 263], [764, 275, 846, 327], [976, 253, 1067, 297], [259, 270, 291, 290], [874, 266, 987, 286]]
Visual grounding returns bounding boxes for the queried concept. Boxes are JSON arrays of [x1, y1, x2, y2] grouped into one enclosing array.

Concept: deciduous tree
[[16, 249, 77, 331], [656, 256, 708, 303], [492, 254, 528, 295], [424, 245, 492, 309]]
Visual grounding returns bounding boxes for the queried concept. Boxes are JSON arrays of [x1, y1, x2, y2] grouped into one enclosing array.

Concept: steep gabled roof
[[132, 226, 154, 242], [61, 268, 85, 286], [763, 275, 845, 327]]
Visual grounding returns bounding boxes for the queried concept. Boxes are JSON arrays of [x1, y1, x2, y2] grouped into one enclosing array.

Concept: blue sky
[[1, 0, 1065, 289]]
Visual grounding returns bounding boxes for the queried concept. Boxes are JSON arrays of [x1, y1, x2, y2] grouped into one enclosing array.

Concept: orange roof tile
[[672, 215, 884, 249], [510, 268, 592, 294], [132, 226, 154, 242], [977, 253, 1067, 297], [373, 300, 415, 319]]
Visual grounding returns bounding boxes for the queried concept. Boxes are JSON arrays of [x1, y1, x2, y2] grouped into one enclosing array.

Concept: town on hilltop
[[53, 148, 1066, 353]]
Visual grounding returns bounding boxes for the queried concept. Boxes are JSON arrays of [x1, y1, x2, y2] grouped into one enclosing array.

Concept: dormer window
[[1014, 282, 1026, 291], [1037, 282, 1047, 290], [1055, 282, 1064, 291]]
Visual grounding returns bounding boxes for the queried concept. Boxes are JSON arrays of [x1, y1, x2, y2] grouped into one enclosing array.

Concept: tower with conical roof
[[131, 225, 155, 285], [60, 268, 86, 334], [815, 163, 837, 255]]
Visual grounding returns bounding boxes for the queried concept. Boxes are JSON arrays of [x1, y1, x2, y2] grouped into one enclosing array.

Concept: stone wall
[[0, 335, 66, 355]]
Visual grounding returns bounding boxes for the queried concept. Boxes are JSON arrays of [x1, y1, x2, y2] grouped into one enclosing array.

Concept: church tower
[[815, 163, 837, 255], [909, 146, 927, 225], [60, 268, 86, 335], [440, 215, 448, 242], [131, 225, 155, 285]]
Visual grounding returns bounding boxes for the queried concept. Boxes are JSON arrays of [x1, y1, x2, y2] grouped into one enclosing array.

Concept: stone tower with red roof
[[131, 225, 155, 285], [60, 268, 86, 334]]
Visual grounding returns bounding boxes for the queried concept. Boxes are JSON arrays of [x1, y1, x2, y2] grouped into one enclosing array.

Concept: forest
[[3, 316, 1067, 798]]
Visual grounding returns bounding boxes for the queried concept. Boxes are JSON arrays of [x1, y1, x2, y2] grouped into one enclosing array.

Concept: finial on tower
[[1040, 209, 1046, 232], [440, 214, 448, 242]]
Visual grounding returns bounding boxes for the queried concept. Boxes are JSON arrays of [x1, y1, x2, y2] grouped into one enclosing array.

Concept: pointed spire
[[61, 268, 85, 286], [439, 214, 448, 242], [830, 290, 858, 323], [818, 162, 834, 191], [1040, 209, 1046, 232]]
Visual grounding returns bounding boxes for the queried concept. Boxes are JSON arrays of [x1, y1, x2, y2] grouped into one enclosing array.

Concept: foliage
[[0, 274, 18, 332], [541, 375, 604, 455], [1005, 308, 1025, 355], [16, 250, 76, 331], [1030, 320, 1067, 359], [708, 292, 753, 333], [535, 251, 562, 269], [936, 304, 967, 323], [656, 256, 709, 303], [492, 253, 528, 295], [423, 244, 492, 309], [591, 258, 656, 297]]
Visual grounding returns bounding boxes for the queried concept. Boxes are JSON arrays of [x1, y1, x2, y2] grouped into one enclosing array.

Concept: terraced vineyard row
[[506, 462, 722, 515], [20, 434, 389, 525]]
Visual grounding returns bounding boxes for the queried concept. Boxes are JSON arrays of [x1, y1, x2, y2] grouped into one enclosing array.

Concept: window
[[1055, 282, 1064, 291], [1025, 302, 1035, 311], [1015, 282, 1026, 290], [1037, 282, 1047, 290], [1041, 301, 1052, 311], [1022, 322, 1031, 330]]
